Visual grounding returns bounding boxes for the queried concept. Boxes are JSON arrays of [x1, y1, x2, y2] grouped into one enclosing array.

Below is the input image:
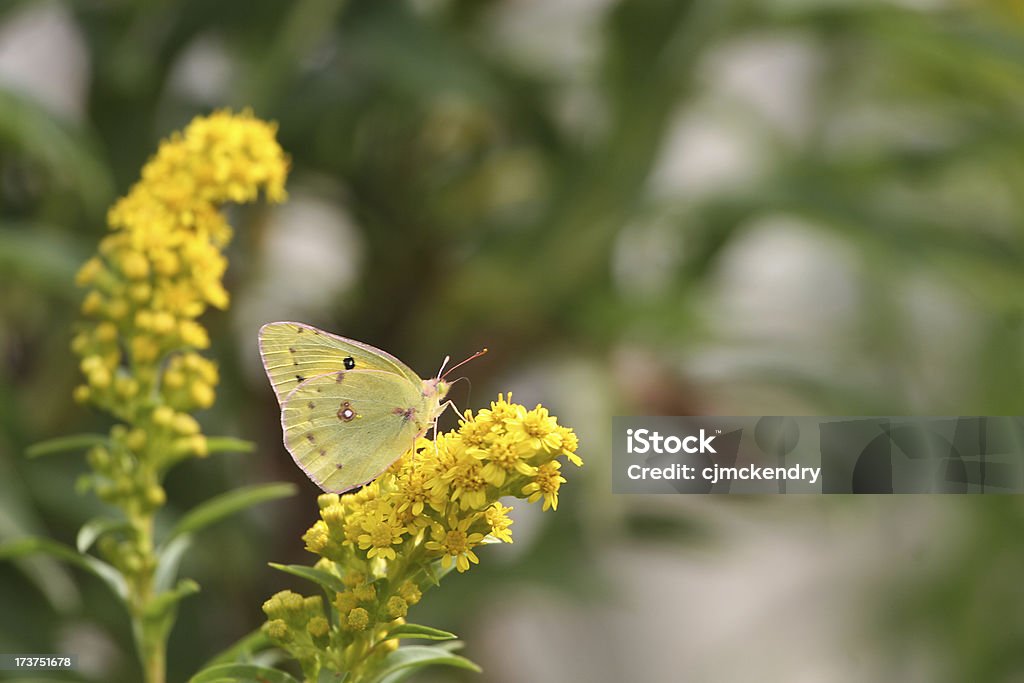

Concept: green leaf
[[197, 629, 274, 670], [421, 557, 455, 587], [76, 516, 130, 554], [25, 433, 107, 459], [205, 436, 256, 455], [167, 482, 297, 542], [0, 445, 81, 613], [154, 533, 192, 593], [0, 536, 127, 601], [363, 645, 481, 683], [189, 663, 301, 683], [377, 671, 418, 683], [268, 563, 347, 594], [385, 623, 457, 641], [432, 641, 465, 653], [145, 578, 200, 619]]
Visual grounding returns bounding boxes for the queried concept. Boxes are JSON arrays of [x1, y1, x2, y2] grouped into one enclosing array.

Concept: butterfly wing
[[259, 321, 422, 405], [280, 369, 437, 492]]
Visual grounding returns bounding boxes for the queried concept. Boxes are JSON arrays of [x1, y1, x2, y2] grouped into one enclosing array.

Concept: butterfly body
[[259, 322, 449, 492]]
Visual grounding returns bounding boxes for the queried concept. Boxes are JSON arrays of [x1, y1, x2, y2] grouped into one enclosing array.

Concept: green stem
[[130, 507, 165, 683], [143, 638, 166, 683]]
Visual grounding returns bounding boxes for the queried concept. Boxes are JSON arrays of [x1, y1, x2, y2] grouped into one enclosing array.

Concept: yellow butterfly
[[259, 322, 483, 492]]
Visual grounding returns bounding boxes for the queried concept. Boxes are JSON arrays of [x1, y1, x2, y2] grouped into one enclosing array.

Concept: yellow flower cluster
[[72, 110, 288, 511], [263, 395, 580, 680]]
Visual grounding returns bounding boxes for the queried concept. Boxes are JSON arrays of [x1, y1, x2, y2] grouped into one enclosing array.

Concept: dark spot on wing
[[296, 327, 304, 333], [289, 347, 296, 353], [336, 371, 345, 383], [296, 374, 306, 382], [307, 401, 315, 409], [320, 449, 327, 457], [343, 357, 355, 370], [335, 463, 344, 469], [392, 407, 416, 423], [306, 434, 315, 443]]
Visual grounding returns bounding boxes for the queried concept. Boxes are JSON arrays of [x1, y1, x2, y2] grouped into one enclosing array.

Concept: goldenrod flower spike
[[263, 394, 581, 682], [69, 110, 288, 683]]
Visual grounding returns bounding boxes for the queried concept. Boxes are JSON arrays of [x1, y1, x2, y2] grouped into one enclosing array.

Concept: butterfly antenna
[[436, 355, 451, 380], [446, 376, 473, 412], [442, 348, 488, 379]]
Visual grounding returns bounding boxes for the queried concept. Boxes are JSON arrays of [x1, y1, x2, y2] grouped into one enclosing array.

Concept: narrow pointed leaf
[[154, 533, 192, 593], [198, 629, 273, 670], [0, 451, 82, 612], [385, 623, 457, 641], [168, 482, 297, 542], [76, 517, 130, 553], [363, 645, 480, 683], [421, 557, 455, 587], [26, 433, 107, 458], [268, 563, 347, 594], [0, 536, 127, 601], [145, 579, 200, 619], [205, 436, 256, 455], [189, 663, 301, 683]]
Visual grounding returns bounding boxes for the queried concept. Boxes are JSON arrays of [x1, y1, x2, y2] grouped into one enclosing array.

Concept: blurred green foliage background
[[2, 0, 1024, 681]]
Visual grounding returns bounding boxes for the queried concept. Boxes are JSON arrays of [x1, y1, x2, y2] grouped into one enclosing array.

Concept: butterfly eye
[[343, 357, 355, 370]]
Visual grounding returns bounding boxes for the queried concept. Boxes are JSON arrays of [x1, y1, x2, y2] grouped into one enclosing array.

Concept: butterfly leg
[[434, 400, 464, 435], [440, 399, 462, 423], [428, 400, 458, 459]]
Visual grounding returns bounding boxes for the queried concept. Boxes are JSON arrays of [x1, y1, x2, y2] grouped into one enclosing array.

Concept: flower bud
[[386, 596, 408, 619], [346, 607, 369, 631], [307, 616, 329, 638], [264, 619, 290, 642]]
